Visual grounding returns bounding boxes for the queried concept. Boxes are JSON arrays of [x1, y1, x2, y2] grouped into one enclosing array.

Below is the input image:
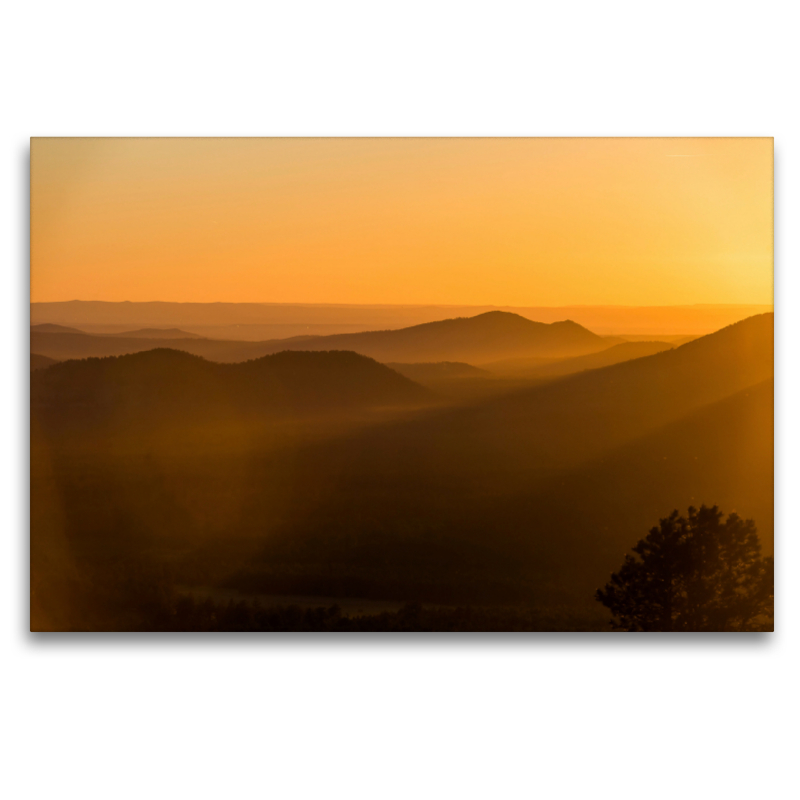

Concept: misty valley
[[30, 309, 774, 631]]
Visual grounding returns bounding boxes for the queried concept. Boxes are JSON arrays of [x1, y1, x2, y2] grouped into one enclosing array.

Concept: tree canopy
[[596, 505, 773, 632]]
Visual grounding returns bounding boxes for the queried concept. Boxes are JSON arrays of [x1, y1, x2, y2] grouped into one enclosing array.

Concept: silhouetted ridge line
[[31, 347, 431, 423], [31, 353, 59, 371], [30, 311, 620, 365]]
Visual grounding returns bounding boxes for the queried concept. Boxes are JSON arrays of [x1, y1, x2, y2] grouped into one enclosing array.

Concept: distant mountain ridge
[[292, 312, 620, 363], [30, 311, 621, 365], [30, 300, 774, 336]]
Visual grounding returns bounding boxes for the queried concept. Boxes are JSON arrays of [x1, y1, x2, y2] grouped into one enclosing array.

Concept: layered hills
[[31, 348, 431, 426], [31, 353, 59, 371], [337, 313, 774, 479], [228, 313, 773, 603], [31, 311, 621, 365], [30, 300, 773, 337], [271, 312, 620, 363], [30, 311, 774, 626]]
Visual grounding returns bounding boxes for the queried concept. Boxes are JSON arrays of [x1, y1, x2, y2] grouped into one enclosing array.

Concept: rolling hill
[[31, 353, 59, 371], [30, 311, 621, 365], [271, 311, 622, 363], [286, 313, 774, 501], [31, 348, 431, 427], [452, 312, 773, 471]]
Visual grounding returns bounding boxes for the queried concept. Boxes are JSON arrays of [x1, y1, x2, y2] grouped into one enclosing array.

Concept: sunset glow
[[31, 137, 773, 306]]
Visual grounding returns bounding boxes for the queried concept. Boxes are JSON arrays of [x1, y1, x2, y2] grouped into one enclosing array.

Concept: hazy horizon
[[31, 299, 773, 337], [31, 138, 773, 306]]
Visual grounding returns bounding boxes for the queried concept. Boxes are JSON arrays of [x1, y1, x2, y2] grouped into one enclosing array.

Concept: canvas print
[[30, 138, 774, 632]]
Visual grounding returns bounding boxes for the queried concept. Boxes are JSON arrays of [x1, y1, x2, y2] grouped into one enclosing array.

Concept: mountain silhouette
[[31, 300, 772, 337], [31, 348, 431, 427], [30, 311, 621, 365], [31, 353, 59, 371], [447, 312, 774, 470], [273, 312, 620, 363]]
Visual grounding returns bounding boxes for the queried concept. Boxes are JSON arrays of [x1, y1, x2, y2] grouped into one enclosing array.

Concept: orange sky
[[30, 138, 773, 306]]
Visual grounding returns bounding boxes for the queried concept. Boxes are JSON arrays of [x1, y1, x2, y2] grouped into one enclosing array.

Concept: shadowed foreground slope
[[230, 383, 772, 607], [484, 340, 673, 378], [228, 314, 772, 603]]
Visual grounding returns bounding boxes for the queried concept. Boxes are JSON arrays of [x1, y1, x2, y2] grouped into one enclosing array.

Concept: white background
[[2, 2, 798, 798]]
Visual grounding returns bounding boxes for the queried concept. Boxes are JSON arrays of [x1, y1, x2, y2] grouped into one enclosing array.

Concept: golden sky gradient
[[30, 138, 773, 306]]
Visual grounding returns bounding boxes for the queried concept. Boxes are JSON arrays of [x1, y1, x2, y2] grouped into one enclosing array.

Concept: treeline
[[153, 596, 607, 632], [31, 568, 605, 631]]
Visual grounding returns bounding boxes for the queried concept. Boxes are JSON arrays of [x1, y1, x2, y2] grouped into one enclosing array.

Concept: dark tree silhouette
[[596, 505, 773, 631]]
